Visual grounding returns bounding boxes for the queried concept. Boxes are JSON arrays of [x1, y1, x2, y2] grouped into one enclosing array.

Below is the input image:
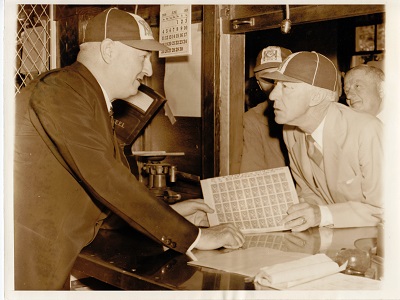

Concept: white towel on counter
[[254, 253, 347, 290]]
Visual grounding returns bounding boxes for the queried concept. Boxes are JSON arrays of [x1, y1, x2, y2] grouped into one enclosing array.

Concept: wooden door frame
[[202, 5, 245, 178]]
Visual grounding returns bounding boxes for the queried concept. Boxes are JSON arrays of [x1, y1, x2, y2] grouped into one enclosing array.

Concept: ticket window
[[221, 5, 385, 175]]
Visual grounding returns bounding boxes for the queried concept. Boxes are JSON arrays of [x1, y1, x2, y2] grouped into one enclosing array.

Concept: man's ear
[[100, 39, 114, 64], [309, 89, 324, 107]]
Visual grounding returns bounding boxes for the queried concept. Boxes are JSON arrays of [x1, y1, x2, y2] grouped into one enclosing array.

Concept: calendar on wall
[[159, 4, 192, 57]]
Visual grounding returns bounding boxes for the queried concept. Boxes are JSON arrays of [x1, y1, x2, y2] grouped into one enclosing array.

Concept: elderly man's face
[[344, 68, 382, 116], [269, 81, 312, 125]]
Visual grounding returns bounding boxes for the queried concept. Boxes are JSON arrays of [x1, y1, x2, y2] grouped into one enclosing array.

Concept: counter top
[[72, 225, 380, 290]]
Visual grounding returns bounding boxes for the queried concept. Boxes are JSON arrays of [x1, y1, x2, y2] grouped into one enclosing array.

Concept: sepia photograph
[[2, 1, 400, 299]]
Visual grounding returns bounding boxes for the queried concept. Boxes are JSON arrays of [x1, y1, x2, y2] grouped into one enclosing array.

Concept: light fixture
[[280, 5, 292, 34]]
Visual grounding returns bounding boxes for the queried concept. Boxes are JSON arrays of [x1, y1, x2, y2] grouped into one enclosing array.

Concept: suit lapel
[[75, 63, 129, 167], [72, 63, 125, 164], [322, 104, 347, 201]]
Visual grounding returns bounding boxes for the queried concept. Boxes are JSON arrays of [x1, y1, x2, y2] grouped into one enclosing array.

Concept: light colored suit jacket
[[283, 103, 383, 228]]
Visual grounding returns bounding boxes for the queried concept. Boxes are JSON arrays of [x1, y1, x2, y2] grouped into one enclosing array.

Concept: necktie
[[306, 135, 323, 166]]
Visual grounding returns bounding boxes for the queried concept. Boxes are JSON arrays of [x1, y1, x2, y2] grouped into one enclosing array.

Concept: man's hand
[[195, 224, 245, 250], [280, 202, 321, 232], [170, 199, 214, 227]]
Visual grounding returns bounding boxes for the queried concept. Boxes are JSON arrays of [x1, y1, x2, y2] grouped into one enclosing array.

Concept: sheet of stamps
[[201, 167, 299, 233]]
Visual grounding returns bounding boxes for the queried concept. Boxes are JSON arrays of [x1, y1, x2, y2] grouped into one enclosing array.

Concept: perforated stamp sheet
[[201, 167, 299, 233]]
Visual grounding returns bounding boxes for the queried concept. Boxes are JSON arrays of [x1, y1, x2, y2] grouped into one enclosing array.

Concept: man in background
[[240, 46, 291, 173], [344, 64, 384, 118]]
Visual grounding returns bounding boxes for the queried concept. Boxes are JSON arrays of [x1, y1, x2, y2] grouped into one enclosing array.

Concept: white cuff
[[185, 228, 201, 261], [319, 205, 334, 227]]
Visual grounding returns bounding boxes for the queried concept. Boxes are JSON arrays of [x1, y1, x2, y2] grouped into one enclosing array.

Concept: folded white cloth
[[254, 253, 347, 289]]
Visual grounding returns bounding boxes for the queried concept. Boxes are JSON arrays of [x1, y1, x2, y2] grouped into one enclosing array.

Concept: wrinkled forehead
[[346, 68, 369, 80], [345, 68, 371, 84]]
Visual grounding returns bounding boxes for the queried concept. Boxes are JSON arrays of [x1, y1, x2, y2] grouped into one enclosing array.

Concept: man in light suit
[[262, 51, 383, 232], [14, 8, 244, 290]]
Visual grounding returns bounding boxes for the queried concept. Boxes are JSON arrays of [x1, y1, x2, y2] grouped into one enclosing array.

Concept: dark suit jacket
[[14, 62, 198, 289], [283, 103, 383, 228]]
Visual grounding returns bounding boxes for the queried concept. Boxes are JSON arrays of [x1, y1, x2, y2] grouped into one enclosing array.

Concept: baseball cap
[[83, 8, 169, 51], [261, 51, 338, 92], [254, 46, 292, 73]]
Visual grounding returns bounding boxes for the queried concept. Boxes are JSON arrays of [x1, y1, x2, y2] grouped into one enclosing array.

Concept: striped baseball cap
[[83, 8, 169, 51], [254, 46, 292, 73], [261, 51, 338, 92]]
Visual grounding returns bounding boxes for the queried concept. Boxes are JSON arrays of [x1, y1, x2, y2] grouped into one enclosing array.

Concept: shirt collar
[[99, 84, 112, 112], [310, 116, 326, 150]]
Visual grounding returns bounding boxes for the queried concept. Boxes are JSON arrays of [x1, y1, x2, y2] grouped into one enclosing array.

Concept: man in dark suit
[[14, 8, 244, 290]]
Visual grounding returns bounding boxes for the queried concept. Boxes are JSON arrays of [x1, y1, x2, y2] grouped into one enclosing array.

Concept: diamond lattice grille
[[15, 4, 51, 94]]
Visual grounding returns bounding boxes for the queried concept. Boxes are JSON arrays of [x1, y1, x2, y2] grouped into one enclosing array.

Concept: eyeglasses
[[258, 78, 276, 84], [256, 78, 276, 91]]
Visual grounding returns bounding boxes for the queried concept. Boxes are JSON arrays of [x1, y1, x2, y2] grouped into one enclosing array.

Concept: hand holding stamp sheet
[[201, 167, 299, 233]]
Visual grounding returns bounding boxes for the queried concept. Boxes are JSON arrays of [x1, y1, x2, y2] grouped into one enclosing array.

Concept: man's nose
[[345, 87, 354, 98], [142, 54, 153, 77], [269, 83, 280, 102]]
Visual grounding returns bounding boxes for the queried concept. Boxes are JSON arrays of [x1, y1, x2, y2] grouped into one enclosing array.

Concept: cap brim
[[260, 70, 303, 83], [121, 39, 169, 51], [254, 62, 281, 73]]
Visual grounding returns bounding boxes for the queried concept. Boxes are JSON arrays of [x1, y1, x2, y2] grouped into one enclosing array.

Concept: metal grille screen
[[15, 4, 51, 94]]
